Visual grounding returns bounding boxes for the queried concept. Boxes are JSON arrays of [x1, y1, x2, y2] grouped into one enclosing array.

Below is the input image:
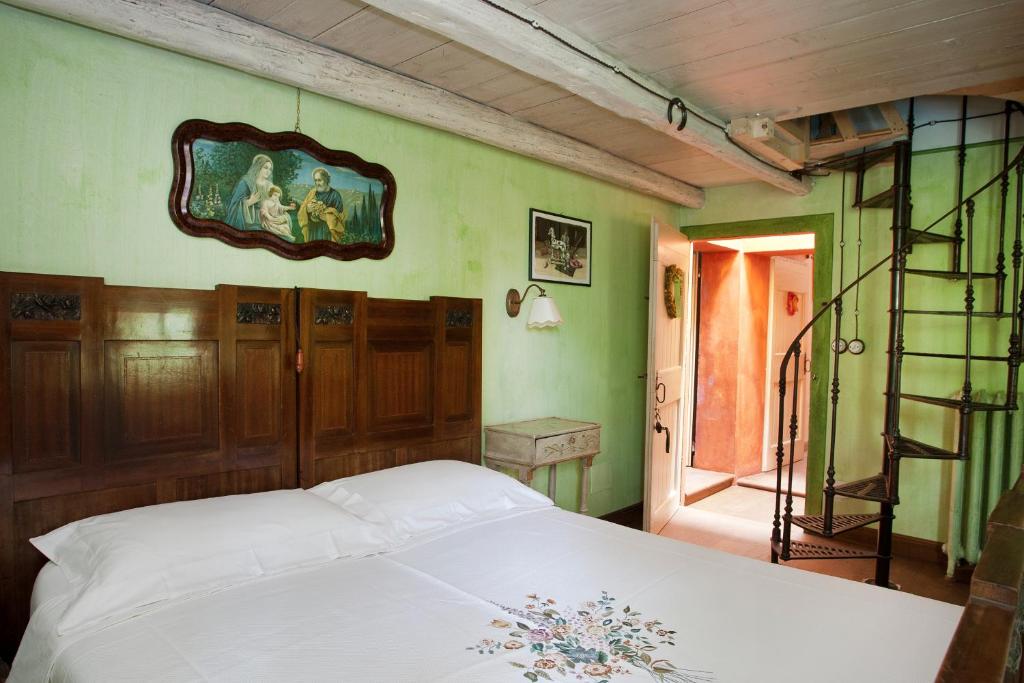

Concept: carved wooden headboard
[[0, 271, 482, 659]]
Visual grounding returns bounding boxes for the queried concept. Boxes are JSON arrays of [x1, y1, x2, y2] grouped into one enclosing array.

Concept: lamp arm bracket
[[521, 283, 546, 299], [506, 283, 548, 317]]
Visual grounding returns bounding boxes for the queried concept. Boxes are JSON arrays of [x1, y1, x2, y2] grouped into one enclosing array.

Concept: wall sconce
[[506, 284, 563, 328]]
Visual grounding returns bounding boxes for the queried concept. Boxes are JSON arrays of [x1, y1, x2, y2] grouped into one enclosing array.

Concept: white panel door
[[763, 256, 813, 471], [643, 218, 693, 533]]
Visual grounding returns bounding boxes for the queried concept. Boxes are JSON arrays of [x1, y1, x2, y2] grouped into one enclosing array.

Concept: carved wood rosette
[[10, 292, 81, 321], [236, 303, 282, 325], [314, 304, 354, 326], [445, 309, 473, 328]]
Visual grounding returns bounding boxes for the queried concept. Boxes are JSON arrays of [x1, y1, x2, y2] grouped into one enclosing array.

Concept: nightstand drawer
[[536, 428, 600, 466]]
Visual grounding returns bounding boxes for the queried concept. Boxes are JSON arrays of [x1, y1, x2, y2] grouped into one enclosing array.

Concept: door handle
[[655, 418, 671, 454], [655, 382, 666, 404]]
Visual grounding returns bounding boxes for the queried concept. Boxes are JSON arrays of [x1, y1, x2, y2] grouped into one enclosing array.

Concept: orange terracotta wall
[[693, 252, 770, 476], [694, 252, 740, 473], [735, 254, 770, 477]]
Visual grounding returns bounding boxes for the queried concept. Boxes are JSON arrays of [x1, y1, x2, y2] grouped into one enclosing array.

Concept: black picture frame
[[528, 208, 592, 287]]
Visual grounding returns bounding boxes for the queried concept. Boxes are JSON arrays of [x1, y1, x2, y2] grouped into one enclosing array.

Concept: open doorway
[[649, 214, 833, 560], [684, 233, 815, 507]]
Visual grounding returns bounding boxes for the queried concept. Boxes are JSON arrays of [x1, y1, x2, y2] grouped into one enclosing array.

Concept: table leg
[[519, 466, 534, 485], [579, 456, 594, 514], [547, 463, 557, 502]]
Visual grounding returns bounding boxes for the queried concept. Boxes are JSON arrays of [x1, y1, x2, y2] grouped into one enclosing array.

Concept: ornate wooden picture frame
[[170, 119, 396, 261]]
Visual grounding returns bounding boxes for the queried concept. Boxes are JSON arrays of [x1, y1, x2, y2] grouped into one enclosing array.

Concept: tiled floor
[[660, 485, 969, 606], [735, 459, 807, 497], [682, 467, 733, 504]]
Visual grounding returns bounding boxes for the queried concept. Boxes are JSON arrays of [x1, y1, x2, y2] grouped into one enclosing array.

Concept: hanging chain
[[831, 171, 849, 355], [839, 171, 847, 283], [294, 88, 302, 133], [853, 204, 864, 338]]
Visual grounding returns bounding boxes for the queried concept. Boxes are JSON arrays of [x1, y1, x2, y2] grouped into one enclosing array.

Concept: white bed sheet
[[30, 563, 69, 617], [12, 508, 961, 682]]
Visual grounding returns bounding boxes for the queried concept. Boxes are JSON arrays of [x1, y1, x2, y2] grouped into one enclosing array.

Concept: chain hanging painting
[[170, 118, 396, 260]]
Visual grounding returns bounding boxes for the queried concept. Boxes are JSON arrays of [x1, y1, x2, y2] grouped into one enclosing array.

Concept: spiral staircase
[[770, 100, 1024, 587]]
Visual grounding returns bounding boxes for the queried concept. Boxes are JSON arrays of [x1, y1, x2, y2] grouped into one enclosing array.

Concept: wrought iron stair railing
[[770, 102, 1024, 585]]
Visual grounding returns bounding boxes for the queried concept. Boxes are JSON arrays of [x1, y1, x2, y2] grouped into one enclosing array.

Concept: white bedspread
[[12, 508, 961, 682]]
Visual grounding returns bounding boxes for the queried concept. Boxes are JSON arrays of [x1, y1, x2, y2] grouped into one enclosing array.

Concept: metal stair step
[[904, 309, 1013, 318], [900, 393, 1016, 412], [902, 228, 960, 245], [773, 539, 879, 561], [853, 186, 894, 209], [904, 268, 997, 280], [832, 474, 889, 503], [902, 351, 1009, 362], [889, 434, 962, 460], [791, 513, 884, 537]]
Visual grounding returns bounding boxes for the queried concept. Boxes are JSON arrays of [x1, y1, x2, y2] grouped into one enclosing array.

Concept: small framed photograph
[[529, 209, 592, 287]]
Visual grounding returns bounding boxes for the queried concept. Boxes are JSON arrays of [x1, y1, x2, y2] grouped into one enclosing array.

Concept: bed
[[0, 272, 1013, 681], [10, 459, 962, 682]]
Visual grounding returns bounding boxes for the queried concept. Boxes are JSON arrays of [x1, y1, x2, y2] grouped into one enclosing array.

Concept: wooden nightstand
[[484, 417, 601, 513]]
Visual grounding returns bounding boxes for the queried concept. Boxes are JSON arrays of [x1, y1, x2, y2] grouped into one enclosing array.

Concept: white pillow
[[310, 460, 553, 537], [32, 489, 400, 635]]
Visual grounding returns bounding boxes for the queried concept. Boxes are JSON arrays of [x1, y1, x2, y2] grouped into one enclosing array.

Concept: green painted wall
[[0, 5, 684, 516], [683, 139, 1023, 542]]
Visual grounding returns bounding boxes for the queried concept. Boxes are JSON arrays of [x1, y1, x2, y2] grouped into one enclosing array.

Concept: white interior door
[[762, 256, 813, 471], [644, 218, 693, 533]]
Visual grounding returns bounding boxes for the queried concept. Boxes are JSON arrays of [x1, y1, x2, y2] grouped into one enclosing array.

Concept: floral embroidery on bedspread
[[467, 591, 713, 682]]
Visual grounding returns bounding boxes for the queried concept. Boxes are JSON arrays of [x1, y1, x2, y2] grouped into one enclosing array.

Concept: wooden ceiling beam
[[357, 0, 810, 196], [6, 0, 706, 208]]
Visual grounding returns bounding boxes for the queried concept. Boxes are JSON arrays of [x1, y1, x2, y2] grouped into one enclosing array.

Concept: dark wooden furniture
[[938, 470, 1024, 682], [0, 271, 480, 660]]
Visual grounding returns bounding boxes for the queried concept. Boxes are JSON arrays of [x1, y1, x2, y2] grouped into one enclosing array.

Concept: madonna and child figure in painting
[[189, 139, 386, 247], [225, 153, 274, 232], [259, 186, 296, 239]]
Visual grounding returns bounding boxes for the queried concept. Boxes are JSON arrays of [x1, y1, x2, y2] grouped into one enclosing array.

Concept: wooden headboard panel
[[298, 288, 482, 486], [0, 272, 482, 660]]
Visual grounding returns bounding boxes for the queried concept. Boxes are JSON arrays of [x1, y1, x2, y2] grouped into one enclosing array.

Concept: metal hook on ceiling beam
[[667, 98, 688, 131]]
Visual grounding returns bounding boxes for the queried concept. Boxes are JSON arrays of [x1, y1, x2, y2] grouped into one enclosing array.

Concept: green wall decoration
[[0, 4, 686, 518], [663, 265, 683, 319]]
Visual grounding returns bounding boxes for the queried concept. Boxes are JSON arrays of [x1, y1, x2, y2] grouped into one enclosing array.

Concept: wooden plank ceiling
[[204, 0, 1024, 191]]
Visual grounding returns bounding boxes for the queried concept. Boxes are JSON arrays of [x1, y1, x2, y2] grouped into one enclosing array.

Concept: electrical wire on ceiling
[[912, 105, 1023, 129], [476, 0, 797, 174]]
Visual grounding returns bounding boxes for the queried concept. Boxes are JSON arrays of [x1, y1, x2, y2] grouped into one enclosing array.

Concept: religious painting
[[170, 120, 396, 260], [528, 209, 592, 287]]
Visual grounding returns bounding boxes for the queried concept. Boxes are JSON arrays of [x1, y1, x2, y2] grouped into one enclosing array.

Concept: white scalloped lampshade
[[527, 294, 563, 328]]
